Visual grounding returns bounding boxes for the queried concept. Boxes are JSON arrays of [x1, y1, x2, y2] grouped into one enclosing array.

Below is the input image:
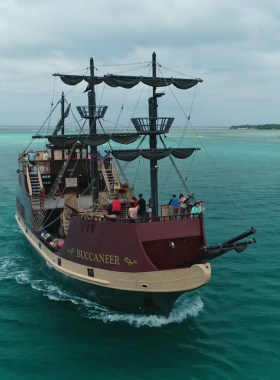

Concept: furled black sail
[[54, 74, 202, 90], [52, 104, 71, 136], [111, 148, 199, 161], [45, 134, 140, 148]]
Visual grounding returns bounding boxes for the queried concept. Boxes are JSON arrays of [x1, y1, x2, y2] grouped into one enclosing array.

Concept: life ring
[[59, 226, 66, 239]]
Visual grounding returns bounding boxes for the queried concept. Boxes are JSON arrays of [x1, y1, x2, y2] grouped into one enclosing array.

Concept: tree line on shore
[[230, 124, 280, 130]]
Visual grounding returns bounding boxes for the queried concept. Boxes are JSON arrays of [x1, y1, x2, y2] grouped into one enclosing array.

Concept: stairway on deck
[[30, 173, 41, 209], [105, 169, 118, 199]]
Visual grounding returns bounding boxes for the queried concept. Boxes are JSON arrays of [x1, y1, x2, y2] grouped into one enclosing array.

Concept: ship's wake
[[82, 293, 204, 327], [0, 254, 204, 328]]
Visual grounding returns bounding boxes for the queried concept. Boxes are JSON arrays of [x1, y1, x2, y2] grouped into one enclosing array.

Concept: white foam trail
[[82, 293, 204, 328], [0, 254, 204, 327]]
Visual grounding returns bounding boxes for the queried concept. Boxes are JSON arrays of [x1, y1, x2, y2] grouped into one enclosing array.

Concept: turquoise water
[[0, 128, 279, 379]]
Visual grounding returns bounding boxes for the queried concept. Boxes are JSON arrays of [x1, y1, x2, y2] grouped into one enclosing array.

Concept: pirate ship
[[15, 53, 256, 316]]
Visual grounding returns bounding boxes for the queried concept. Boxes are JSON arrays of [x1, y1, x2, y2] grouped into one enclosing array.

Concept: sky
[[1, 0, 280, 128]]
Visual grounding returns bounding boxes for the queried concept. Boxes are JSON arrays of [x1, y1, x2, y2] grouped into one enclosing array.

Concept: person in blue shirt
[[28, 150, 37, 166], [103, 150, 112, 169], [169, 195, 179, 215]]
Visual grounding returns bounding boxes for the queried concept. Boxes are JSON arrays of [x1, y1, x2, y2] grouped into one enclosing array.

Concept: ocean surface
[[0, 127, 279, 380]]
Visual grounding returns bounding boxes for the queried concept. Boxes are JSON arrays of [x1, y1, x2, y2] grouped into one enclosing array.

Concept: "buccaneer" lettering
[[76, 249, 120, 265]]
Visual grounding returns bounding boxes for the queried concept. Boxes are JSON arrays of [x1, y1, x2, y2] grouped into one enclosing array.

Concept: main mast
[[88, 58, 99, 205], [149, 52, 159, 217]]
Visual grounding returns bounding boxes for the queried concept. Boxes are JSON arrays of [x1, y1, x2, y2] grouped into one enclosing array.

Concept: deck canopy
[[111, 148, 200, 161], [53, 74, 202, 90]]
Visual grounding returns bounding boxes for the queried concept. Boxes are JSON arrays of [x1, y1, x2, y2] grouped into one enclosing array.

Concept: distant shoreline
[[230, 124, 280, 130]]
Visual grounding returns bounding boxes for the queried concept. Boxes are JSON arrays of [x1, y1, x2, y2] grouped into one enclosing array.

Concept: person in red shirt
[[112, 199, 121, 217], [39, 187, 46, 207], [132, 197, 138, 207]]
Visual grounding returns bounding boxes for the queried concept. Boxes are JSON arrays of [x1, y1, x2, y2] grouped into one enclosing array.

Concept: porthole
[[87, 268, 94, 277]]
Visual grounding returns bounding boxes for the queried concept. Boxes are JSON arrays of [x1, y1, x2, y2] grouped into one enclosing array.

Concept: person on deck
[[41, 230, 48, 239], [128, 203, 137, 219], [103, 151, 112, 169], [112, 198, 121, 217], [169, 195, 179, 216], [54, 187, 61, 196], [114, 181, 121, 194], [23, 154, 29, 165], [39, 187, 46, 207], [132, 197, 138, 207], [198, 200, 205, 212], [28, 150, 37, 166], [147, 197, 153, 217], [137, 194, 146, 219], [43, 150, 50, 161], [179, 193, 187, 215], [51, 239, 60, 249], [192, 202, 201, 216]]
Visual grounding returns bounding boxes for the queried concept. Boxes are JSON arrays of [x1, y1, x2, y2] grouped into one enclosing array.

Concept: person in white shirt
[[43, 150, 50, 160], [128, 203, 137, 219]]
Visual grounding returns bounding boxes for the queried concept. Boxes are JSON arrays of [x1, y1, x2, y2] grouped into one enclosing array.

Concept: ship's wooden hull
[[15, 214, 211, 316]]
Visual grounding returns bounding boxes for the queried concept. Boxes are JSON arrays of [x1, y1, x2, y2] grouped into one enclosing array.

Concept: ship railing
[[25, 165, 33, 196], [70, 212, 201, 223], [76, 105, 108, 119], [37, 166, 44, 189], [111, 161, 120, 189]]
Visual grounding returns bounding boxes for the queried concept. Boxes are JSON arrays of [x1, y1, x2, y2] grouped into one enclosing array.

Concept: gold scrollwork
[[67, 248, 74, 254], [124, 257, 138, 266]]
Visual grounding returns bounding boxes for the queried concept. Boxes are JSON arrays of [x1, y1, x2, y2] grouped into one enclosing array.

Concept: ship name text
[[76, 249, 120, 265]]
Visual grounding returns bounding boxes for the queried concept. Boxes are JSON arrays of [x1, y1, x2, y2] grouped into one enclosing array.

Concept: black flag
[[83, 84, 91, 93]]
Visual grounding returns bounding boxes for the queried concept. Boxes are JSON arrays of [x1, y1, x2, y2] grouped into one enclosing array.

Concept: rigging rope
[[112, 89, 126, 133], [185, 121, 252, 227], [40, 117, 88, 229], [23, 100, 61, 154], [94, 61, 150, 67], [159, 135, 194, 200], [98, 119, 129, 184], [120, 136, 147, 174], [156, 62, 251, 226], [45, 76, 57, 141], [156, 64, 200, 81], [94, 63, 151, 76], [132, 156, 142, 188], [155, 64, 197, 198]]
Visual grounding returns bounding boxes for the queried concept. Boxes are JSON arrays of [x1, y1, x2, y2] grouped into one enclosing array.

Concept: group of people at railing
[[169, 194, 204, 217], [20, 150, 50, 172], [97, 192, 205, 223], [40, 229, 64, 251]]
